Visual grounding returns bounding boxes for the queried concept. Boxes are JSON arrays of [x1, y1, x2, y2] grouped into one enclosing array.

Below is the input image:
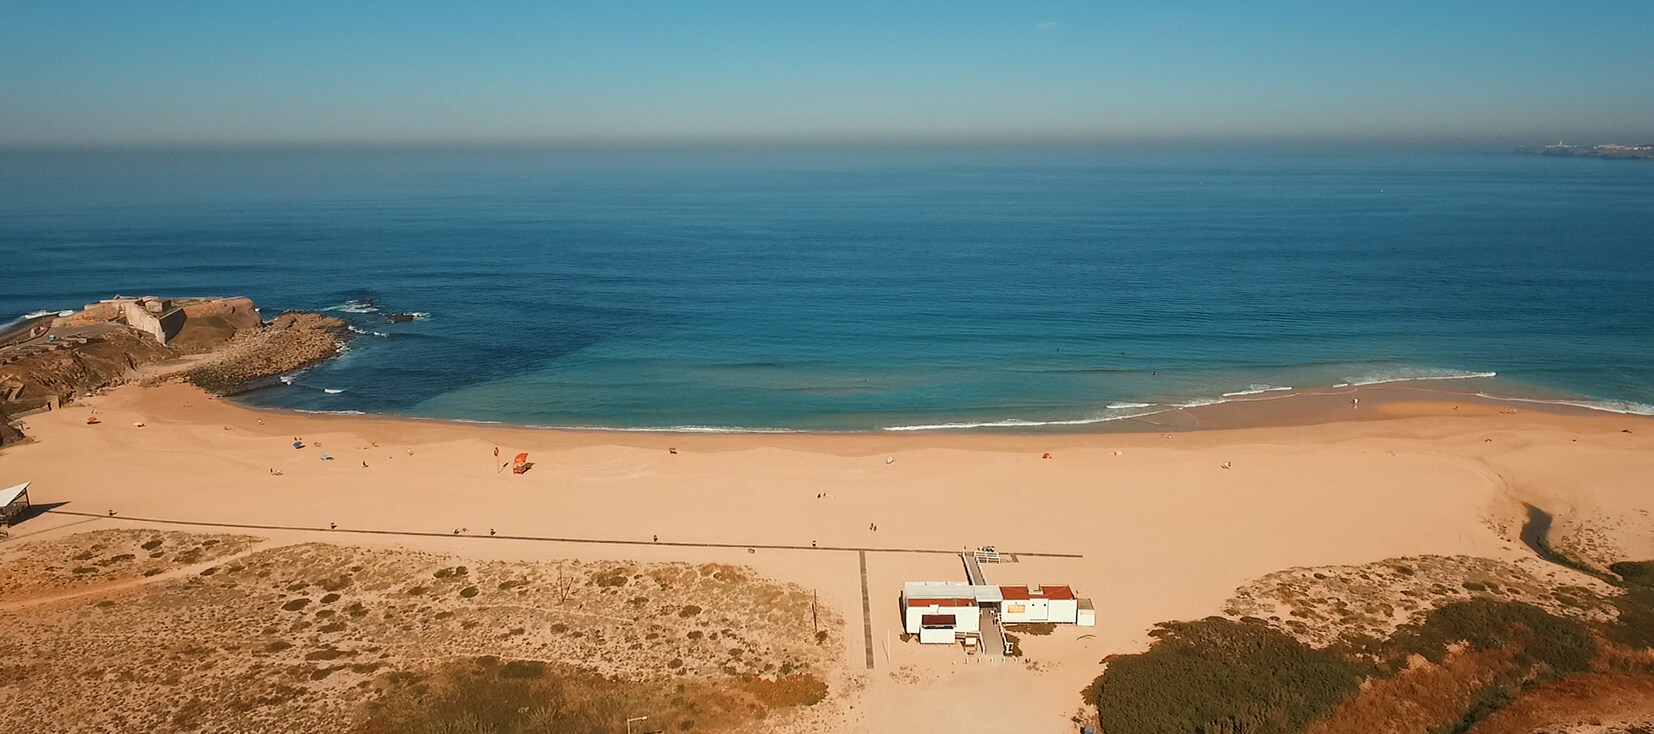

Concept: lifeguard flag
[[493, 446, 499, 457]]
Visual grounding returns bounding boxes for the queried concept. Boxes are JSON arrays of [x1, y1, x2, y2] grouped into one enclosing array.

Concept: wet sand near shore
[[2, 382, 1651, 733]]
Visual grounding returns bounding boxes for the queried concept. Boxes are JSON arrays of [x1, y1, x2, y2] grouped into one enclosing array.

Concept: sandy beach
[[2, 382, 1652, 731]]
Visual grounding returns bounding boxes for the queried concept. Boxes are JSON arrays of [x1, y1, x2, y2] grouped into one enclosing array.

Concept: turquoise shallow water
[[2, 145, 1651, 430]]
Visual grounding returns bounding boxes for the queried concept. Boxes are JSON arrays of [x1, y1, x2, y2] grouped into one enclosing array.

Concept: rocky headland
[[1516, 143, 1654, 160], [0, 296, 350, 444]]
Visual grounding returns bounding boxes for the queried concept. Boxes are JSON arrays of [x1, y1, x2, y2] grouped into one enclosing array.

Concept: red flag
[[493, 446, 499, 457]]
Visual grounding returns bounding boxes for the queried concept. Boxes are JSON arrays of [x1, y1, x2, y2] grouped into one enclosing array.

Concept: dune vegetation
[[1088, 557, 1654, 734]]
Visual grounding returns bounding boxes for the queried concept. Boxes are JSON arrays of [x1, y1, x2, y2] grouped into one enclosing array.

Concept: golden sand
[[1, 382, 1650, 732]]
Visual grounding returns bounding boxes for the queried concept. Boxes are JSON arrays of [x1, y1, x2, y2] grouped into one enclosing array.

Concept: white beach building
[[900, 581, 992, 644], [901, 580, 1096, 645], [997, 584, 1079, 625]]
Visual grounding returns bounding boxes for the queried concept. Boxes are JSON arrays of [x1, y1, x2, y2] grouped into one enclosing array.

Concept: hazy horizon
[[3, 1, 1651, 148]]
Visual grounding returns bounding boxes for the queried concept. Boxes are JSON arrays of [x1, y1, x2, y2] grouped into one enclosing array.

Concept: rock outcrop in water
[[184, 311, 351, 394]]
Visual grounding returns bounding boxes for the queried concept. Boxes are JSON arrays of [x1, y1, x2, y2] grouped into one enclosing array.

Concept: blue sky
[[2, 1, 1651, 146]]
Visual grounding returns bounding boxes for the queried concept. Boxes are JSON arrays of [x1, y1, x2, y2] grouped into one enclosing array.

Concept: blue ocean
[[2, 145, 1651, 430]]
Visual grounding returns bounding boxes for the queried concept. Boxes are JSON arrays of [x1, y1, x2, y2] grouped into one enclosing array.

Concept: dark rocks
[[185, 312, 353, 394]]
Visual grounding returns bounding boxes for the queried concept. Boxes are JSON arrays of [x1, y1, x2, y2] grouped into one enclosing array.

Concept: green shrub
[[1005, 623, 1056, 636], [1393, 599, 1593, 677], [1610, 561, 1654, 588], [499, 660, 546, 679], [1093, 617, 1362, 734], [1087, 560, 1654, 734], [1607, 581, 1654, 649]]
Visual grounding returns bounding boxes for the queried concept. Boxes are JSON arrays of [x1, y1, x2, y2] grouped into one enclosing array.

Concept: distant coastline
[[1516, 143, 1654, 160]]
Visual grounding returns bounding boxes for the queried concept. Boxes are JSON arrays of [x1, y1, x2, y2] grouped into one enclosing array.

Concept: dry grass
[[0, 531, 843, 733], [0, 529, 259, 602], [362, 657, 830, 734], [1224, 554, 1619, 648], [1305, 648, 1515, 734], [1462, 672, 1654, 734]]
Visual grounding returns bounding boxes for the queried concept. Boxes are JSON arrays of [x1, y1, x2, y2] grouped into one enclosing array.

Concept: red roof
[[999, 585, 1075, 601], [909, 598, 975, 608]]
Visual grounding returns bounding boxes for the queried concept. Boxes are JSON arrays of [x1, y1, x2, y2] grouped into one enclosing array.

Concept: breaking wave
[[1474, 394, 1654, 416], [531, 424, 804, 434], [0, 309, 73, 332], [1344, 369, 1497, 387], [881, 409, 1165, 431], [1221, 384, 1293, 397], [323, 299, 380, 314]]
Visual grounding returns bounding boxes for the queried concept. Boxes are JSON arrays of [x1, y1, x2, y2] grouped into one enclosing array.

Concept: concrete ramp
[[978, 608, 1005, 657], [962, 553, 986, 585]]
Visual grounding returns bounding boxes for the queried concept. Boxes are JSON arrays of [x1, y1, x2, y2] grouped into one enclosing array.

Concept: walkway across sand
[[46, 509, 1082, 558]]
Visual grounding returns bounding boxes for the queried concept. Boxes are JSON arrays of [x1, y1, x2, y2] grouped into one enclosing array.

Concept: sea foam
[[881, 409, 1165, 431], [1345, 369, 1497, 387], [1221, 384, 1293, 397], [324, 299, 380, 314], [1474, 394, 1654, 416]]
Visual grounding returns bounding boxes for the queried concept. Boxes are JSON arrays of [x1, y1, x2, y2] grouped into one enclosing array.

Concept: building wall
[[1002, 598, 1051, 623], [117, 301, 183, 344], [901, 602, 980, 635], [1047, 599, 1078, 624], [53, 296, 258, 345], [918, 627, 955, 645]]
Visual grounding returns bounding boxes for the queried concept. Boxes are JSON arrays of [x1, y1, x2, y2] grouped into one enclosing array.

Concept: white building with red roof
[[997, 584, 1080, 625], [900, 581, 989, 644]]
